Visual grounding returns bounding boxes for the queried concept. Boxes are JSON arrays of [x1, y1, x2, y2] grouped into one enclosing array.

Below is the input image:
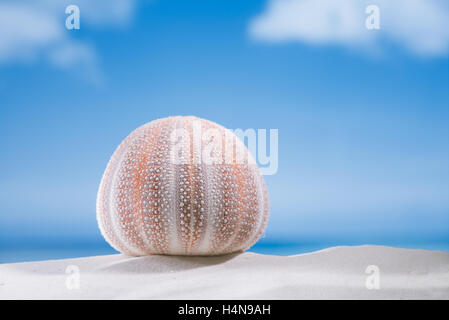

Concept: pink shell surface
[[96, 116, 269, 256]]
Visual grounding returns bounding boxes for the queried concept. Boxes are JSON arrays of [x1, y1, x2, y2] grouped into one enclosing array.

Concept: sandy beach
[[0, 245, 448, 299]]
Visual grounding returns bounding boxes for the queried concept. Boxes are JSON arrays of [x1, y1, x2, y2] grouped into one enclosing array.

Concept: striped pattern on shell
[[97, 116, 269, 256]]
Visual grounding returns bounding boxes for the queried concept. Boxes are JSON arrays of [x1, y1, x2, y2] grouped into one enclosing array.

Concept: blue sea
[[1, 240, 448, 264]]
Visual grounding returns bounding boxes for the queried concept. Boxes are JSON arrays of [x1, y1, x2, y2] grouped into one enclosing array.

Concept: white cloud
[[0, 0, 138, 80], [0, 4, 62, 62], [249, 0, 449, 56]]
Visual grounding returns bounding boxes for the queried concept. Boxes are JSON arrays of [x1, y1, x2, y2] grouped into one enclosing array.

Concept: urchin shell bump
[[96, 116, 269, 256]]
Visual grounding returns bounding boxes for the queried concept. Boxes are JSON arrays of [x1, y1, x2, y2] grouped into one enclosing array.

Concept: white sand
[[0, 245, 448, 299]]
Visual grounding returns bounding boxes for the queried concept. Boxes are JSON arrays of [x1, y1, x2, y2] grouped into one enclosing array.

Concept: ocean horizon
[[2, 240, 448, 264]]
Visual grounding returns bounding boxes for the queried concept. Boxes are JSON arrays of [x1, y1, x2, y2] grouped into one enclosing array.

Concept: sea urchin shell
[[96, 116, 269, 256]]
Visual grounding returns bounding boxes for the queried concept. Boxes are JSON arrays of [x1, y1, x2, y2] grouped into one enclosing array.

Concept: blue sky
[[0, 0, 448, 260]]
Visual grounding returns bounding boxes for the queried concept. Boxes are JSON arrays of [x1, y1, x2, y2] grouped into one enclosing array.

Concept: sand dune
[[0, 245, 448, 299]]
